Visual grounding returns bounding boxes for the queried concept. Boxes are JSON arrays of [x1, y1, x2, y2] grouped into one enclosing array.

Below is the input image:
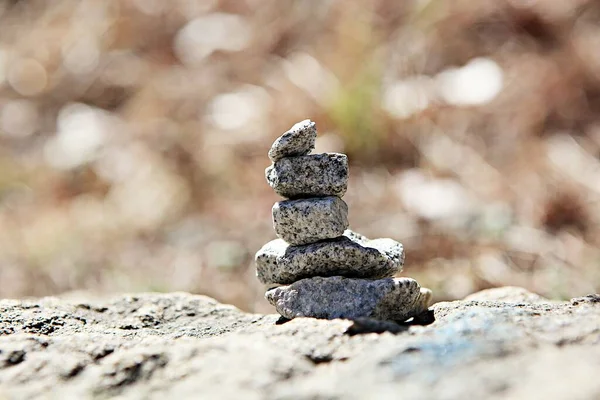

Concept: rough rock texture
[[255, 230, 404, 285], [265, 276, 432, 321], [265, 153, 348, 199], [272, 196, 348, 245], [268, 119, 317, 162], [0, 287, 599, 399]]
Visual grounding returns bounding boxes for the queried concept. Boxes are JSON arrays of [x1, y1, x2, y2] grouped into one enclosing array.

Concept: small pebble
[[265, 153, 348, 199], [268, 119, 317, 162], [272, 196, 348, 245]]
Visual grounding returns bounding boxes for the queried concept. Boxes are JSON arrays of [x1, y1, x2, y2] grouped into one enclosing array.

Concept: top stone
[[268, 119, 317, 162]]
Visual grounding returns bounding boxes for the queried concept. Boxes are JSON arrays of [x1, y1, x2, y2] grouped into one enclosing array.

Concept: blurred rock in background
[[0, 0, 599, 312]]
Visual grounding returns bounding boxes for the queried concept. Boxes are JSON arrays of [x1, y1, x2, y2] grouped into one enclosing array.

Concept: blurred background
[[0, 0, 599, 312]]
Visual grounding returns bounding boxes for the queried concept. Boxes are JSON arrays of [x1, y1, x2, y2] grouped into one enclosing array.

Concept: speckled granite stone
[[265, 276, 432, 321], [265, 153, 348, 199], [272, 196, 348, 245], [255, 230, 404, 285], [268, 120, 317, 162]]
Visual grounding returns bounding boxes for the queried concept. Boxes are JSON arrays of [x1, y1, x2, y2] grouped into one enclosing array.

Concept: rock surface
[[265, 153, 348, 199], [268, 119, 317, 162], [272, 196, 348, 245], [1, 287, 599, 399], [265, 276, 431, 321], [255, 230, 404, 285]]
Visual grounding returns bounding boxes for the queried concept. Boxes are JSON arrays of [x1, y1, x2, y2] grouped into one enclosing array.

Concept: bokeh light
[[0, 0, 599, 312]]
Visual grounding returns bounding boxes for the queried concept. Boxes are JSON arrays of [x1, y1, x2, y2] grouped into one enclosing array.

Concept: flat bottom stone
[[265, 276, 432, 322]]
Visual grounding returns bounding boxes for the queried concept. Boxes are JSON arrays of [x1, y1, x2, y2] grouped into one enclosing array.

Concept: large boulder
[[0, 287, 599, 399]]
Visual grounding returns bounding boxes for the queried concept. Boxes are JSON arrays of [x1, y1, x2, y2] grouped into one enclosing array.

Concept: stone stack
[[256, 120, 432, 321]]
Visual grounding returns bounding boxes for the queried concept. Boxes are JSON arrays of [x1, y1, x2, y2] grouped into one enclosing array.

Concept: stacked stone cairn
[[256, 120, 432, 322]]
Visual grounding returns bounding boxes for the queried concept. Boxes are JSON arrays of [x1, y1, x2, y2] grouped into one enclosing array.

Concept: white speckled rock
[[265, 276, 432, 321], [265, 153, 348, 199], [255, 230, 404, 285], [272, 196, 348, 245], [268, 120, 317, 162]]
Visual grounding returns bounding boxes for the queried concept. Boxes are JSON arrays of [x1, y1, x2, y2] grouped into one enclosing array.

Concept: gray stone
[[1, 288, 600, 399], [265, 153, 348, 199], [265, 276, 432, 321], [255, 230, 404, 285], [272, 196, 348, 245], [268, 119, 317, 162]]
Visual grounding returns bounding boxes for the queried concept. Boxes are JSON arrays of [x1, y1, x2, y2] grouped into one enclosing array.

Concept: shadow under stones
[[273, 309, 436, 335], [345, 318, 409, 336], [275, 316, 292, 325], [408, 309, 436, 326], [305, 354, 334, 365], [345, 309, 436, 336]]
